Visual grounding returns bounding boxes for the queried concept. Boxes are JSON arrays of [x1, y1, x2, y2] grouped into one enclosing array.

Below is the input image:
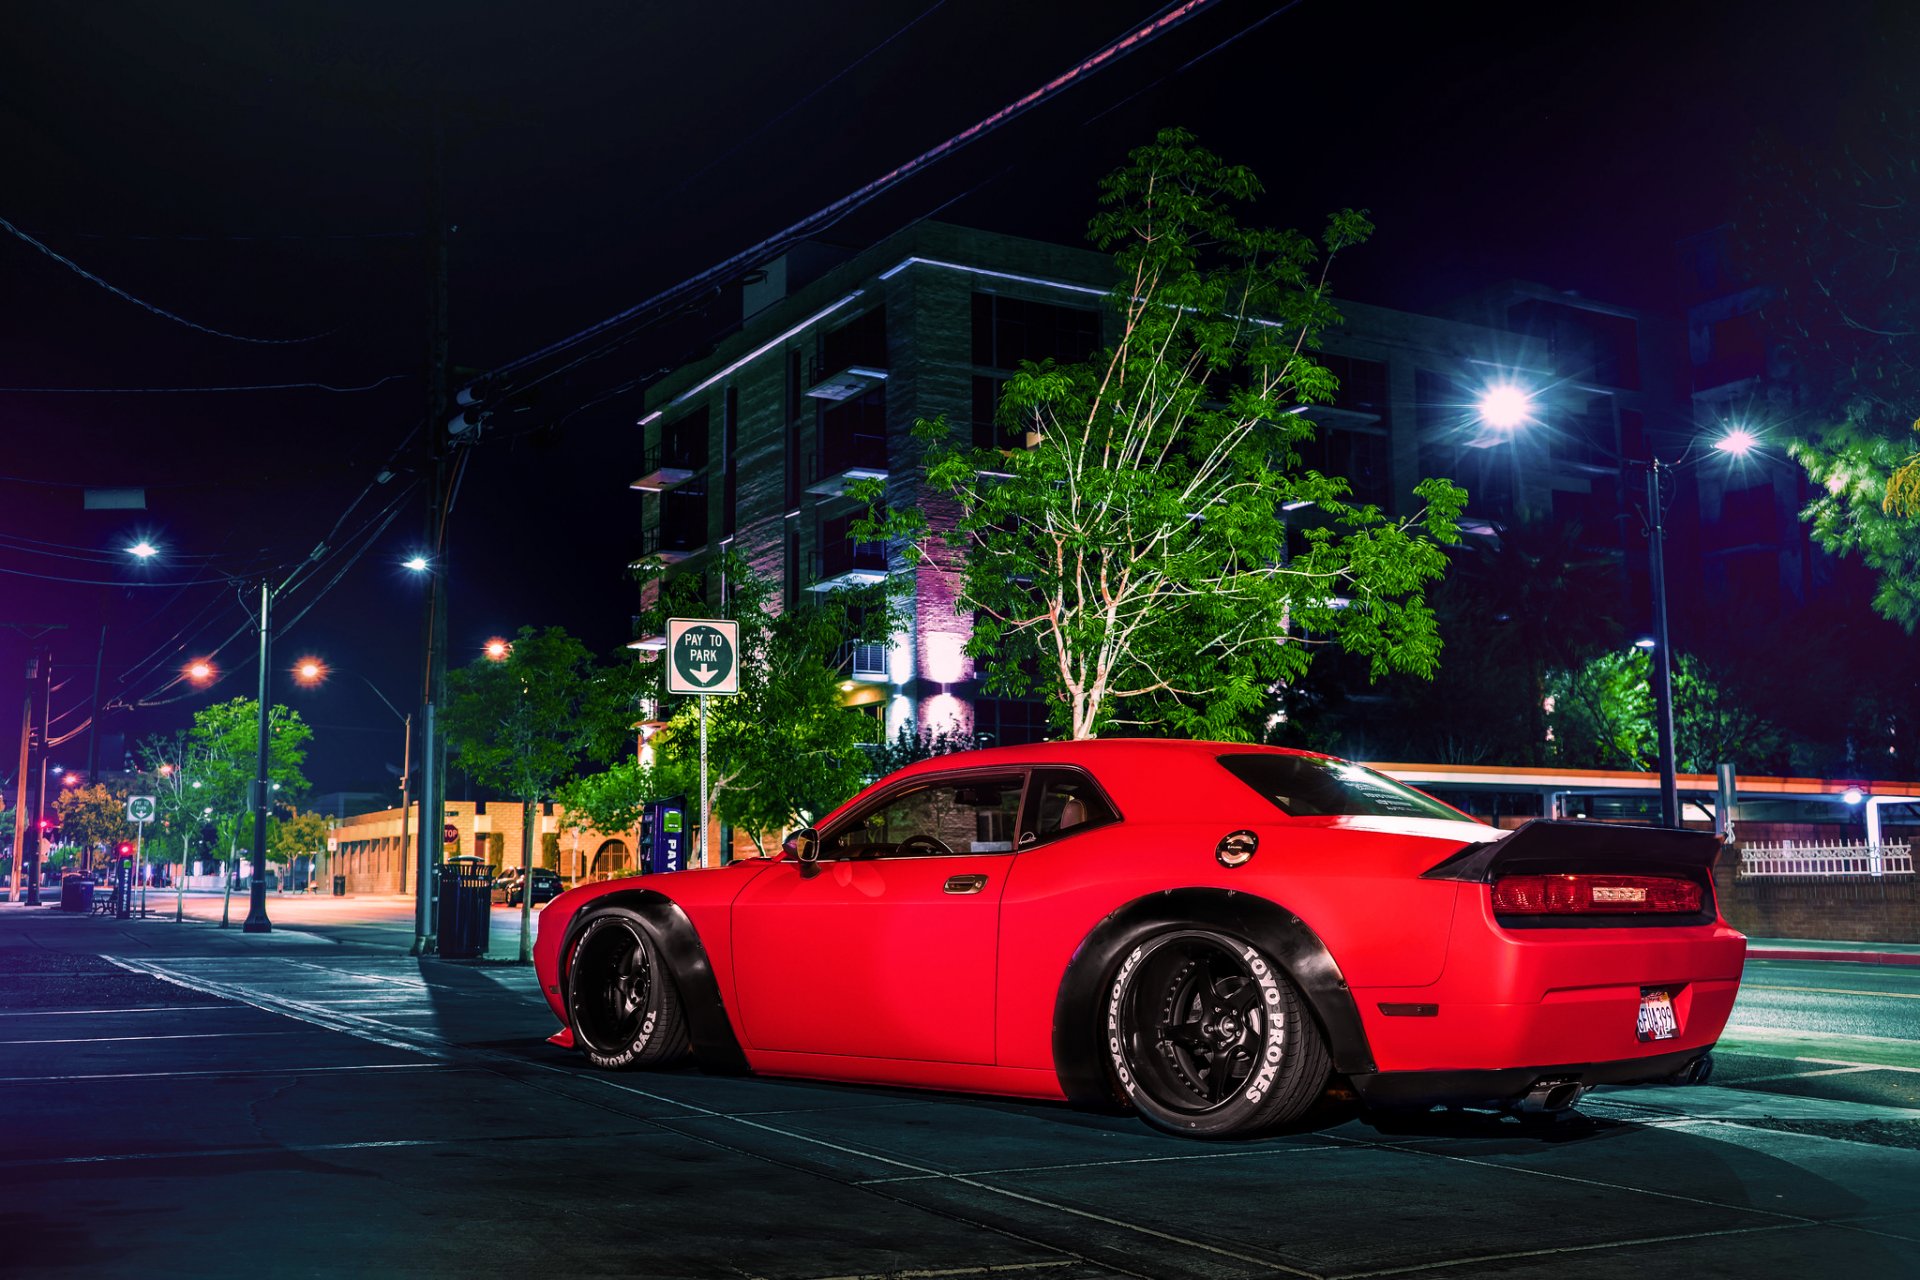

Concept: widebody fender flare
[[1050, 888, 1375, 1106], [560, 890, 751, 1074]]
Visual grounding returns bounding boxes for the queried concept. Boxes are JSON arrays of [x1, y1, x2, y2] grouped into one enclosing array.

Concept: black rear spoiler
[[1421, 819, 1725, 884]]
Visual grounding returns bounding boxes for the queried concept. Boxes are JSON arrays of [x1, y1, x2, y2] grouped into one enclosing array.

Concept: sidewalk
[[1745, 936, 1920, 966]]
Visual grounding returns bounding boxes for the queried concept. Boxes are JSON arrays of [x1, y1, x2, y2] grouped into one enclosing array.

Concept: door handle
[[943, 874, 989, 895]]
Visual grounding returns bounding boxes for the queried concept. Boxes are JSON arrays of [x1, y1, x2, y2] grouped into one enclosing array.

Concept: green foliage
[[1546, 650, 1785, 774], [856, 128, 1464, 739], [442, 626, 621, 806], [556, 756, 657, 837], [183, 699, 313, 833], [867, 722, 992, 778], [1744, 89, 1920, 630], [52, 783, 131, 855], [270, 810, 330, 861], [541, 832, 560, 869], [631, 552, 888, 851]]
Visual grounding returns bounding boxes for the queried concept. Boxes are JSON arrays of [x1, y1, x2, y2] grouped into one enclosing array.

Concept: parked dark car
[[491, 867, 565, 907]]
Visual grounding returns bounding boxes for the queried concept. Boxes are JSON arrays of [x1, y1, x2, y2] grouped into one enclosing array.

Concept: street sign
[[126, 795, 156, 825], [667, 618, 740, 695]]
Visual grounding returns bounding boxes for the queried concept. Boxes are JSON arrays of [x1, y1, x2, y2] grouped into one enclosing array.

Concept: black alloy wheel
[[1107, 929, 1330, 1138], [565, 908, 689, 1070]]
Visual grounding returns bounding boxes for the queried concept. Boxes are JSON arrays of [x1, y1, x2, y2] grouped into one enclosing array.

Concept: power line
[[480, 0, 1223, 386], [0, 375, 410, 394], [0, 213, 333, 345]]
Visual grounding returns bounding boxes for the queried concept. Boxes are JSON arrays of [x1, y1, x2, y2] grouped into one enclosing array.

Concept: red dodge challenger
[[533, 740, 1744, 1139]]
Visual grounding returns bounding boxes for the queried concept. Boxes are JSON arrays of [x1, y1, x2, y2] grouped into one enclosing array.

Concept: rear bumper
[[1351, 894, 1746, 1074], [1349, 1045, 1709, 1109]]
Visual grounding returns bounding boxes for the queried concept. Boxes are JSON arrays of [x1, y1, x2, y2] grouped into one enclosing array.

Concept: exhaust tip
[[1515, 1077, 1588, 1114]]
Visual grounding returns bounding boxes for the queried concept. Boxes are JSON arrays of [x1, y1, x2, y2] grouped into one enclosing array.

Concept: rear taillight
[[1491, 873, 1703, 915]]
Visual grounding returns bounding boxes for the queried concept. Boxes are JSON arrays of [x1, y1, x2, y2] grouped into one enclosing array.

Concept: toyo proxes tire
[[565, 908, 690, 1070], [1106, 928, 1331, 1139]]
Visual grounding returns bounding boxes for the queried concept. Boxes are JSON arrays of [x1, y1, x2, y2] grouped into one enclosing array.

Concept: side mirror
[[782, 828, 820, 864]]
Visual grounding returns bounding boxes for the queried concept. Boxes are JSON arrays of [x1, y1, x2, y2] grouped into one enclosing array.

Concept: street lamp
[[1487, 383, 1755, 828], [185, 659, 216, 685], [484, 638, 512, 662], [404, 555, 430, 573], [288, 659, 416, 897], [1475, 383, 1537, 431], [128, 541, 158, 559]]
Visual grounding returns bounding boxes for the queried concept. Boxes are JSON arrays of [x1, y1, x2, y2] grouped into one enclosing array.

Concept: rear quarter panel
[[995, 816, 1476, 1071]]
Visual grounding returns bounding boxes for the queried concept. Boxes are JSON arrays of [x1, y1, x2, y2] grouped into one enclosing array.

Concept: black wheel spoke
[[1224, 980, 1261, 1016], [1159, 1019, 1208, 1050], [1203, 1047, 1241, 1101]]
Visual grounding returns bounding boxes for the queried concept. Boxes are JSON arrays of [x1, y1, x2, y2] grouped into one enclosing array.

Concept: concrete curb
[[1748, 947, 1920, 967]]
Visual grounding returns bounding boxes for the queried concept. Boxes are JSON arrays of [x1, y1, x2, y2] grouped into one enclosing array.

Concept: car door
[[730, 769, 1027, 1064]]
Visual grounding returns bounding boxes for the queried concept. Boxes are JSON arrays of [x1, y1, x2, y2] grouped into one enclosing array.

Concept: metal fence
[[1738, 840, 1914, 880]]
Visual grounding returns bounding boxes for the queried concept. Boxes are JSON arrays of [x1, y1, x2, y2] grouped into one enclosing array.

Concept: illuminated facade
[[630, 222, 1677, 744]]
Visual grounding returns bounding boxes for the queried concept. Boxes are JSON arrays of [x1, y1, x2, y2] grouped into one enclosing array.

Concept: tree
[[631, 554, 890, 856], [1546, 650, 1785, 775], [271, 811, 331, 884], [858, 129, 1464, 739], [1743, 82, 1920, 629], [53, 783, 132, 864], [555, 756, 656, 868], [443, 625, 615, 960], [182, 698, 311, 923]]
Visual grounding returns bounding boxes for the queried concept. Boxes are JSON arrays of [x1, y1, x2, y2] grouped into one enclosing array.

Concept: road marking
[[1731, 1064, 1891, 1085], [1325, 1222, 1807, 1279], [0, 1031, 298, 1045], [808, 1264, 1080, 1280], [0, 1129, 657, 1171], [0, 1005, 238, 1017], [0, 1063, 453, 1083], [1746, 983, 1920, 1000]]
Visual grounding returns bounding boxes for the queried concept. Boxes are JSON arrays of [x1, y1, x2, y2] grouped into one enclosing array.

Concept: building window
[[785, 525, 801, 607], [662, 406, 709, 472], [818, 388, 887, 478], [817, 307, 888, 379], [971, 293, 1100, 370], [1297, 425, 1391, 509]]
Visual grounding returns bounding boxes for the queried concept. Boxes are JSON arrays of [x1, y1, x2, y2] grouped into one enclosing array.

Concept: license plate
[[1637, 988, 1678, 1041]]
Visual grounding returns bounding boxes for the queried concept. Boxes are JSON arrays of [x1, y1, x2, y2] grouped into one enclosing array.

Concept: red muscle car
[[533, 741, 1743, 1138]]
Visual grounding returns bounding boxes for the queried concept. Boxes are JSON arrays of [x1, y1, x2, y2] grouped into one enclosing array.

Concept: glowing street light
[[1843, 786, 1865, 806], [1633, 636, 1657, 650], [294, 657, 327, 685], [404, 555, 430, 573], [61, 772, 78, 788], [1476, 383, 1536, 430], [128, 541, 158, 559], [185, 659, 216, 684], [1714, 427, 1757, 457], [484, 638, 512, 662]]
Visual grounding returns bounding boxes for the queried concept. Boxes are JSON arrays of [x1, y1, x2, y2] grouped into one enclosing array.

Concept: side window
[[1022, 769, 1118, 847], [822, 773, 1025, 859]]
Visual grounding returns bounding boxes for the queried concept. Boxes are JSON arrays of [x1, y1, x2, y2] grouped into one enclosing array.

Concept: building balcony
[[806, 431, 889, 497], [810, 541, 888, 592], [805, 363, 890, 403], [633, 521, 707, 567], [630, 442, 702, 493]]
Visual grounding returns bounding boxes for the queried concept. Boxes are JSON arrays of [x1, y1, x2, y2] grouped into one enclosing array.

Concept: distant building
[[325, 800, 634, 895], [628, 221, 1691, 747]]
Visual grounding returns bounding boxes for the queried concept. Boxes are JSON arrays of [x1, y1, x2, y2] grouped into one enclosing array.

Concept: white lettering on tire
[[1107, 944, 1147, 1098], [1241, 944, 1285, 1103]]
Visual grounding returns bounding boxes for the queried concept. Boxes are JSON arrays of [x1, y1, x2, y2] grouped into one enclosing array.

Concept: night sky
[[1, 0, 1904, 794]]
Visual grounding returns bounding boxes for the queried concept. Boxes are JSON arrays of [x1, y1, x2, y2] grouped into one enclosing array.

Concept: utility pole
[[1646, 460, 1679, 829], [83, 624, 107, 785], [9, 656, 34, 903], [242, 579, 274, 932], [35, 650, 53, 889], [413, 105, 451, 957]]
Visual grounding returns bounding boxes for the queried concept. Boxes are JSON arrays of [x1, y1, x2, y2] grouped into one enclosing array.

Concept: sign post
[[666, 618, 739, 867], [126, 795, 156, 919]]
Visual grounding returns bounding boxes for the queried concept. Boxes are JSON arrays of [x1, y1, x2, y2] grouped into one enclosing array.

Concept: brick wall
[[1712, 858, 1920, 942]]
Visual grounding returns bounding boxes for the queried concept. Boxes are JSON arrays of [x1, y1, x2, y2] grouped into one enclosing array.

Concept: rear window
[[1217, 753, 1472, 822]]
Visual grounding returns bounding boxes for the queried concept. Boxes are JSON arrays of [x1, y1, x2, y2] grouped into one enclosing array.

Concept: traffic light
[[117, 843, 134, 858]]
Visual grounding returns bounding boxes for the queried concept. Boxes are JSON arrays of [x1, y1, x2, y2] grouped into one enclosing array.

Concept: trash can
[[333, 874, 346, 897], [437, 856, 492, 959], [60, 874, 94, 914]]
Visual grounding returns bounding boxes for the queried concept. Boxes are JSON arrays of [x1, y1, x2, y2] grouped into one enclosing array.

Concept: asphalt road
[[2, 899, 1916, 1280]]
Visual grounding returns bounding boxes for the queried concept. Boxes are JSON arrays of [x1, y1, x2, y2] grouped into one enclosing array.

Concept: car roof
[[876, 739, 1338, 827]]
